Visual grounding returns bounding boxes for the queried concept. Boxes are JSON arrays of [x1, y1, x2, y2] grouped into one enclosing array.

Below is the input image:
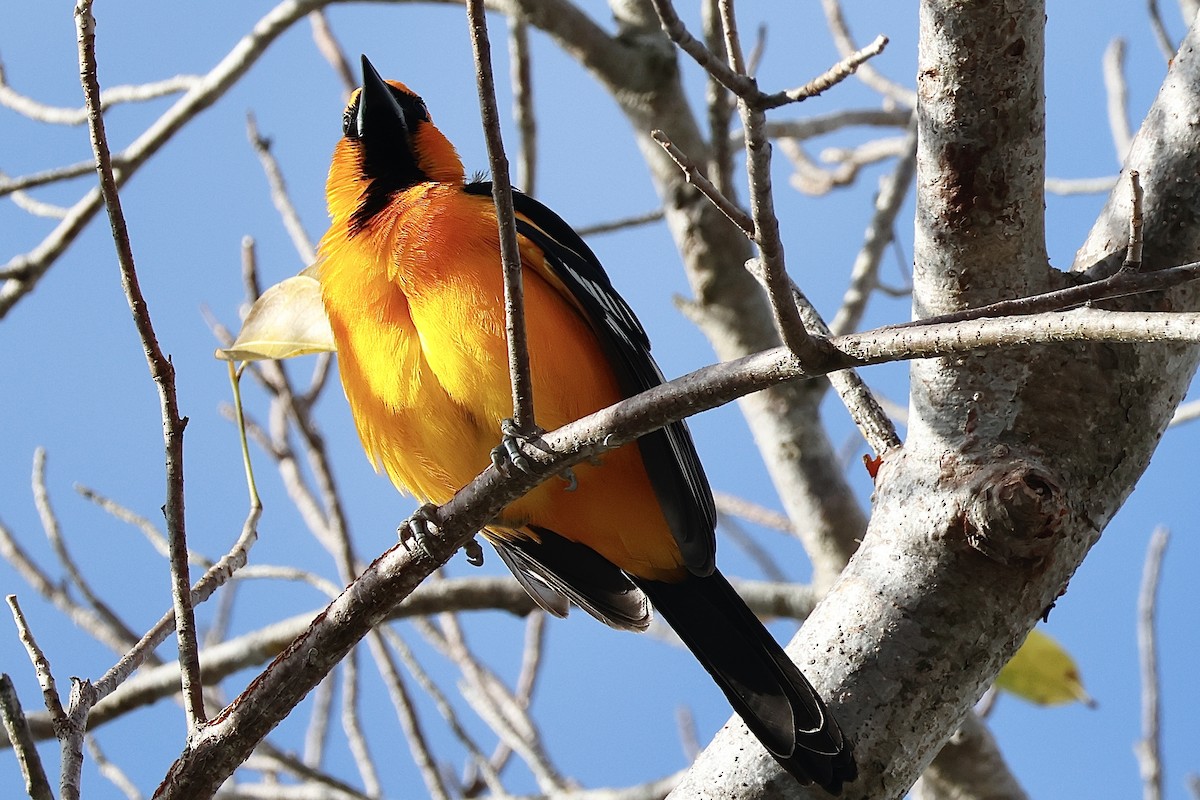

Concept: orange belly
[[319, 194, 685, 581]]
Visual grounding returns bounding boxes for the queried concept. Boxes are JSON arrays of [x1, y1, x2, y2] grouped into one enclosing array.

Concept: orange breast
[[318, 186, 685, 580]]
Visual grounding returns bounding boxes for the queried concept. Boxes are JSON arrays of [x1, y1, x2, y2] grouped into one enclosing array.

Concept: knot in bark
[[960, 460, 1066, 565]]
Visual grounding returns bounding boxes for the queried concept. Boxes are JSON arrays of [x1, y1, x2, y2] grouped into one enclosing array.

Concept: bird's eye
[[342, 96, 361, 139]]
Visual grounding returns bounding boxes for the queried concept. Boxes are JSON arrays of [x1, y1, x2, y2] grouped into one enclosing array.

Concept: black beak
[[348, 56, 428, 220], [356, 55, 409, 141]]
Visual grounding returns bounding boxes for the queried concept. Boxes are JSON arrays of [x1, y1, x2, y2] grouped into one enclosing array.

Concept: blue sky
[[1, 1, 1197, 797]]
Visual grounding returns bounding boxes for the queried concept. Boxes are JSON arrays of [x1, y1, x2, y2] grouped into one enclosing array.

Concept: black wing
[[465, 182, 716, 575]]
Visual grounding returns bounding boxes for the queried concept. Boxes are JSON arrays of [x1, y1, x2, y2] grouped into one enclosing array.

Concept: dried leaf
[[216, 268, 335, 361]]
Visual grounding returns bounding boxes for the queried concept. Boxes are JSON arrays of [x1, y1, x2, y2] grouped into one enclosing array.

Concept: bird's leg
[[490, 417, 578, 490], [397, 503, 441, 555]]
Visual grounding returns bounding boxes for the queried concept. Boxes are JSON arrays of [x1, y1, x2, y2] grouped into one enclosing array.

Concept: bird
[[316, 54, 856, 793]]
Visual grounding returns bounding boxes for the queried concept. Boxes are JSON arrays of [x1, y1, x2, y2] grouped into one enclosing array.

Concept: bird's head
[[328, 55, 464, 231]]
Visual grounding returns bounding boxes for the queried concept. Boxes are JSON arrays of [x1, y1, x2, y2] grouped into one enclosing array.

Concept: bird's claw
[[398, 503, 441, 555], [490, 418, 544, 477], [490, 419, 577, 490], [463, 538, 485, 567]]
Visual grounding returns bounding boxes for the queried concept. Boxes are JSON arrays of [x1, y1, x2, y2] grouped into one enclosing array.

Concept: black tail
[[633, 570, 856, 794]]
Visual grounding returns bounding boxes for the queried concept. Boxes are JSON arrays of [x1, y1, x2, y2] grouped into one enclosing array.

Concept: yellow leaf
[[995, 628, 1096, 707], [216, 267, 335, 361]]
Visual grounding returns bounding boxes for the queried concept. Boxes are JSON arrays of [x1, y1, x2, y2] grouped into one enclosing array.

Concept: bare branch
[[820, 0, 916, 106], [6, 595, 66, 727], [0, 56, 197, 124], [3, 0, 337, 320], [0, 161, 105, 197], [0, 673, 54, 800], [1104, 38, 1134, 163], [829, 116, 918, 337], [1148, 0, 1178, 62], [761, 35, 888, 110], [1125, 170, 1145, 271], [309, 11, 355, 98], [1045, 175, 1119, 195], [651, 130, 753, 235], [508, 13, 538, 195], [712, 491, 794, 534], [86, 735, 143, 800], [302, 670, 335, 768], [340, 650, 383, 797], [246, 112, 318, 265], [372, 629, 463, 800], [575, 209, 665, 237], [1136, 527, 1169, 800], [75, 0, 204, 731], [912, 713, 1029, 800], [33, 450, 143, 652], [467, 0, 536, 432]]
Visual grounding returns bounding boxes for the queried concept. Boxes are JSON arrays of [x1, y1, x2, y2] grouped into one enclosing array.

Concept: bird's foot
[[397, 503, 441, 555], [463, 537, 485, 567], [490, 419, 577, 490], [490, 418, 543, 476]]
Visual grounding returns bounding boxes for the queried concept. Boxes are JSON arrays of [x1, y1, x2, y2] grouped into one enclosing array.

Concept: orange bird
[[318, 56, 855, 792]]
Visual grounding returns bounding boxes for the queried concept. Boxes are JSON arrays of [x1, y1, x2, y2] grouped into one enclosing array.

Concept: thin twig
[[33, 450, 143, 651], [1103, 38, 1134, 163], [649, 0, 756, 99], [820, 0, 915, 106], [883, 253, 1200, 334], [0, 58, 197, 125], [87, 735, 143, 800], [90, 496, 261, 703], [61, 678, 97, 800], [716, 0, 746, 76], [830, 115, 918, 337], [760, 34, 888, 110], [1168, 398, 1200, 426], [6, 596, 65, 726], [508, 13, 537, 195], [3, 0, 340, 320], [1045, 175, 1120, 195], [75, 485, 211, 568], [0, 673, 54, 800], [746, 258, 902, 454], [75, 0, 205, 732], [244, 741, 374, 800], [1124, 171, 1145, 271], [7, 189, 69, 218], [340, 649, 383, 797], [1136, 527, 1169, 800], [1147, 0, 1178, 62], [372, 630, 457, 800], [309, 10, 355, 98], [0, 516, 143, 655], [575, 209, 665, 237], [466, 0, 536, 432], [716, 514, 789, 582], [247, 112, 318, 265], [712, 491, 794, 534], [651, 129, 753, 235], [302, 671, 336, 768], [703, 0, 737, 197], [433, 613, 566, 792], [675, 706, 701, 763], [652, 0, 886, 109], [0, 160, 109, 196]]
